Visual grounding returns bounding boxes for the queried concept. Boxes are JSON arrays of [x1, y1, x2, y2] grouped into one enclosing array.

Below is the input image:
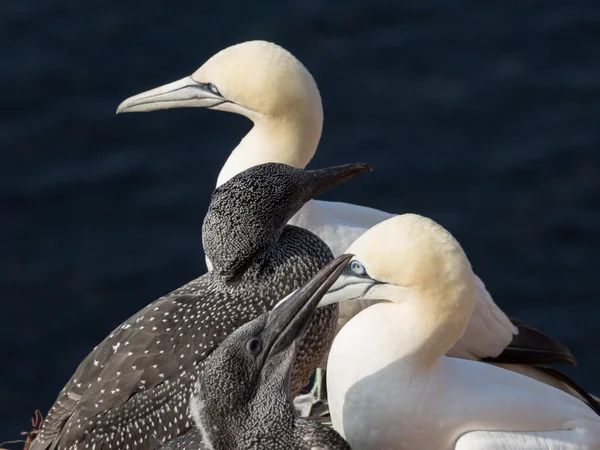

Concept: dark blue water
[[2, 0, 599, 440]]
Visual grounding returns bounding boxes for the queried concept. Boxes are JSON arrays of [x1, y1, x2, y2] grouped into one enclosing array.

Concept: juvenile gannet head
[[117, 41, 323, 186], [202, 162, 370, 280], [320, 214, 476, 356]]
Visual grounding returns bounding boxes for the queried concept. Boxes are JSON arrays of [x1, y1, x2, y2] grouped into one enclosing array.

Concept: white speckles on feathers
[[33, 163, 344, 450], [33, 228, 334, 450]]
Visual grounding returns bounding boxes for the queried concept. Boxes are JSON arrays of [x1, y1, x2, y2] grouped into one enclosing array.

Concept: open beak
[[265, 254, 353, 358], [317, 264, 381, 307], [116, 76, 228, 114]]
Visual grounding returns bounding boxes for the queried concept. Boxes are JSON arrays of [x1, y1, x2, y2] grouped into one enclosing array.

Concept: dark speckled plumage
[[156, 433, 203, 450], [32, 162, 368, 450], [160, 256, 353, 450]]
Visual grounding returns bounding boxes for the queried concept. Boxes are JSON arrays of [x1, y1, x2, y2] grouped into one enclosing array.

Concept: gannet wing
[[484, 317, 576, 365], [442, 358, 600, 450], [34, 292, 208, 450], [531, 367, 600, 415], [455, 429, 598, 450], [32, 280, 247, 450], [288, 199, 395, 258], [448, 275, 576, 366], [157, 429, 204, 450]]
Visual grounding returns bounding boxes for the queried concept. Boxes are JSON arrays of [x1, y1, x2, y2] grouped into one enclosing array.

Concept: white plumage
[[117, 40, 589, 404], [322, 214, 599, 450]]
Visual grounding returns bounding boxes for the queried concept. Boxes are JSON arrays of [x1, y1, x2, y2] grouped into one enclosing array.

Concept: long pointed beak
[[317, 265, 381, 307], [302, 163, 371, 202], [116, 76, 228, 114], [266, 254, 353, 357]]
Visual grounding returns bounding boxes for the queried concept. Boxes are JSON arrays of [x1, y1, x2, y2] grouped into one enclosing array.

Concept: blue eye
[[350, 260, 366, 276]]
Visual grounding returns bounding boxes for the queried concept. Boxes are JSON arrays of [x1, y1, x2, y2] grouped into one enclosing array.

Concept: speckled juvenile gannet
[[31, 162, 368, 450], [116, 41, 577, 388], [160, 255, 353, 450], [321, 214, 600, 450]]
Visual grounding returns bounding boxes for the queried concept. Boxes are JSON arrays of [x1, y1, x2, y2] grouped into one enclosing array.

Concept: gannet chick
[[159, 255, 353, 450], [321, 214, 600, 450], [31, 162, 368, 450], [115, 42, 582, 400]]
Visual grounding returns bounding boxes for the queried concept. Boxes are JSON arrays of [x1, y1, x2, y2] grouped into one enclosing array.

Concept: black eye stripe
[[203, 82, 221, 95]]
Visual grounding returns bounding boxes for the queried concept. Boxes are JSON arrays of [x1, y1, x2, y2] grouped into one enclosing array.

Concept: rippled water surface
[[1, 0, 599, 438]]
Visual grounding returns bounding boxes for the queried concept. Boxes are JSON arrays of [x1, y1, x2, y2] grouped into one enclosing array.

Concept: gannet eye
[[350, 260, 366, 276], [245, 338, 262, 356], [208, 83, 220, 95]]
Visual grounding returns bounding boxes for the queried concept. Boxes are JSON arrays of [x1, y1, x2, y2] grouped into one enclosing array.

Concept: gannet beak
[[116, 76, 229, 114], [317, 264, 381, 307], [303, 163, 372, 201], [266, 254, 353, 357]]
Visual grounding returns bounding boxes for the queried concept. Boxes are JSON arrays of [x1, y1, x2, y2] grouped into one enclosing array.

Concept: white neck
[[337, 285, 474, 371], [216, 113, 322, 187], [332, 303, 416, 376]]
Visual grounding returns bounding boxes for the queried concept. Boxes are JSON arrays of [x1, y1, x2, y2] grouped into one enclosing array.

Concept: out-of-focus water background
[[2, 0, 599, 439]]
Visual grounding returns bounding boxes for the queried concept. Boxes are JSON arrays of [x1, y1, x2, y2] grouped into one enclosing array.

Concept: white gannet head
[[117, 41, 322, 122], [116, 41, 323, 184], [320, 214, 476, 359]]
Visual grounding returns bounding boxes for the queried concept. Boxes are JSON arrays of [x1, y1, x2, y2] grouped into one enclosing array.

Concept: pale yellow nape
[[193, 40, 322, 121], [346, 213, 477, 362], [191, 41, 324, 186], [347, 213, 471, 290]]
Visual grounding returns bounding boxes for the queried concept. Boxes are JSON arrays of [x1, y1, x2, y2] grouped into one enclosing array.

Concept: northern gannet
[[160, 255, 353, 450], [31, 162, 368, 450], [321, 214, 600, 450], [116, 40, 576, 391]]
